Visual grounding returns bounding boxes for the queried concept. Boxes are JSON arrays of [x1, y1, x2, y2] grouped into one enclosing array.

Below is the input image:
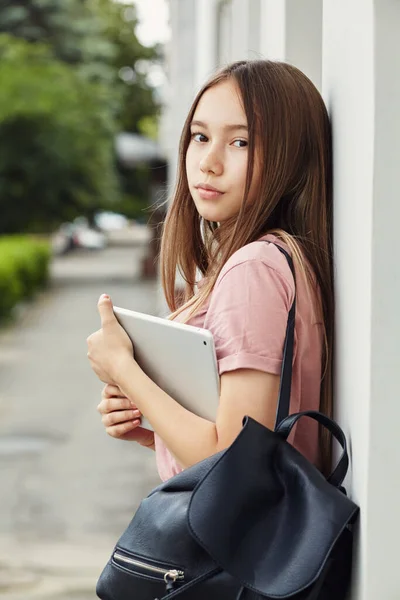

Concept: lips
[[195, 183, 224, 200], [196, 183, 222, 193]]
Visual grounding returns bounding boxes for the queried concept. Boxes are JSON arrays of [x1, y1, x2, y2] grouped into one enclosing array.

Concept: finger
[[103, 383, 123, 399], [102, 409, 141, 427], [97, 294, 115, 327], [106, 420, 141, 438], [97, 396, 135, 414]]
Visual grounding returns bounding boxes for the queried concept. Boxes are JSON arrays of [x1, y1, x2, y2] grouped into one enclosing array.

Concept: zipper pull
[[164, 570, 180, 594]]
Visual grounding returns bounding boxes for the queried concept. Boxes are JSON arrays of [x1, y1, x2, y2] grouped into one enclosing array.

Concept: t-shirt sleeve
[[203, 258, 294, 376]]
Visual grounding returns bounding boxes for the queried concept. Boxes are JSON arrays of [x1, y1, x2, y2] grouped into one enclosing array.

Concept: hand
[[87, 294, 135, 385], [97, 384, 155, 448]]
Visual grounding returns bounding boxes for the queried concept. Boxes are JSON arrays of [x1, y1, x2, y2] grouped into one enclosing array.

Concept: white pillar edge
[[195, 0, 219, 88], [259, 0, 286, 61], [322, 1, 375, 598], [366, 1, 400, 598]]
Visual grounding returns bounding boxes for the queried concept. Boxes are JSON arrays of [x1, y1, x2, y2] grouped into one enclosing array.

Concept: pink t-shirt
[[154, 233, 323, 481]]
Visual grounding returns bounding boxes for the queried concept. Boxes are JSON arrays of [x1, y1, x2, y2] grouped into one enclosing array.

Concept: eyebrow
[[190, 120, 248, 132]]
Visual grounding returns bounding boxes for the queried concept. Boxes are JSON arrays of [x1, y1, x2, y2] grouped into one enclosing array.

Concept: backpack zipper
[[113, 551, 185, 583]]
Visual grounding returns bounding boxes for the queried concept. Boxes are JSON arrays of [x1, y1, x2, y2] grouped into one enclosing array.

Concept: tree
[[91, 0, 161, 133], [0, 1, 162, 231], [89, 1, 163, 220], [0, 0, 115, 75], [0, 0, 161, 131], [0, 35, 118, 233]]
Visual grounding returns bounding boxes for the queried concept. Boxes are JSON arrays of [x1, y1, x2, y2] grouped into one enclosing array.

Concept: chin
[[194, 202, 231, 223], [197, 207, 219, 221], [191, 190, 239, 223]]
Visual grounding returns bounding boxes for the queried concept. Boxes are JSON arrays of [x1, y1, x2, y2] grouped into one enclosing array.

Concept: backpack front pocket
[[112, 549, 185, 595]]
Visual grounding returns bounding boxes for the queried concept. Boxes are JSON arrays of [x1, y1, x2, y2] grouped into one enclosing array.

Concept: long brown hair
[[159, 60, 333, 475]]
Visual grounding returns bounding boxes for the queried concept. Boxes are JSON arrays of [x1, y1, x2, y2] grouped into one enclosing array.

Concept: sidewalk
[[0, 244, 161, 599]]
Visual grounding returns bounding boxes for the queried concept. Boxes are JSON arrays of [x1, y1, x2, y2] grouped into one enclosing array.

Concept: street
[[0, 244, 161, 599]]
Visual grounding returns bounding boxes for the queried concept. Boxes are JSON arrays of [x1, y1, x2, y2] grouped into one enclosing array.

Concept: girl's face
[[186, 80, 260, 223]]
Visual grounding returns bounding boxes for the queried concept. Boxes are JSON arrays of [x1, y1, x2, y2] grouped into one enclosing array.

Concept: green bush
[[0, 236, 51, 320]]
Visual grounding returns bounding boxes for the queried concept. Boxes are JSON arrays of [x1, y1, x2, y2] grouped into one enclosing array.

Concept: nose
[[199, 146, 223, 176]]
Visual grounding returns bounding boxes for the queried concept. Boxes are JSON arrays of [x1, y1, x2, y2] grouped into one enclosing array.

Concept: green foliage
[[0, 236, 51, 320], [0, 0, 161, 233], [138, 115, 159, 141], [0, 0, 161, 128], [91, 0, 161, 132], [0, 0, 116, 80], [115, 161, 153, 220], [0, 261, 22, 318], [0, 34, 119, 233], [117, 194, 152, 222]]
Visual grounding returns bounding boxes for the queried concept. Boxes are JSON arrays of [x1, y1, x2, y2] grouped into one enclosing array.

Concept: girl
[[87, 59, 333, 480]]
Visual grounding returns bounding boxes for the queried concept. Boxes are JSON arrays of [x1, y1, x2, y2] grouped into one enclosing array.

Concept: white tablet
[[113, 306, 220, 430]]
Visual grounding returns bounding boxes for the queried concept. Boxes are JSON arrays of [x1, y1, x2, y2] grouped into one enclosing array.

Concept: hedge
[[0, 236, 51, 320]]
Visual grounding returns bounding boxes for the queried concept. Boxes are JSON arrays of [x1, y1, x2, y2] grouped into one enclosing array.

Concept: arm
[[116, 358, 279, 469], [89, 254, 291, 466]]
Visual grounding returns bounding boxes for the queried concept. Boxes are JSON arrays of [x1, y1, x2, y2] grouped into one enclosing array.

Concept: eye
[[191, 132, 208, 143], [232, 139, 248, 148]]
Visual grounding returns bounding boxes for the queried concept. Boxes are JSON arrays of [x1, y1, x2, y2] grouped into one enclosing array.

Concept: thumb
[[98, 294, 115, 327]]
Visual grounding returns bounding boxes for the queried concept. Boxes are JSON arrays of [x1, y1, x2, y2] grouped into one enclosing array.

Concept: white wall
[[248, 0, 261, 57], [322, 2, 374, 597], [367, 1, 400, 597], [195, 0, 218, 87], [323, 0, 400, 597], [285, 0, 322, 90], [259, 0, 322, 90], [259, 0, 286, 61]]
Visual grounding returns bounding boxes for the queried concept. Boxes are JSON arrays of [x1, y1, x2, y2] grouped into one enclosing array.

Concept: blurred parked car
[[52, 217, 107, 254], [94, 211, 129, 232], [51, 222, 77, 255], [74, 227, 106, 250]]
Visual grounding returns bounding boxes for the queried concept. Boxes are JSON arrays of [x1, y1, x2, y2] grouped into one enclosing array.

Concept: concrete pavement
[[0, 244, 161, 599]]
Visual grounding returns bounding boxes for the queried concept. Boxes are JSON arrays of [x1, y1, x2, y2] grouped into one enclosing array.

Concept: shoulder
[[204, 234, 298, 375], [215, 234, 295, 299]]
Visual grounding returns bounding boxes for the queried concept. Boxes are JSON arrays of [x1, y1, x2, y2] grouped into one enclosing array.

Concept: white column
[[230, 0, 250, 61], [259, 0, 322, 90], [195, 0, 219, 87], [217, 0, 232, 64], [158, 0, 198, 312], [248, 0, 261, 57], [323, 0, 400, 598], [366, 1, 400, 597], [259, 0, 286, 61], [164, 0, 198, 183], [322, 4, 374, 595], [285, 0, 322, 90], [217, 0, 261, 65]]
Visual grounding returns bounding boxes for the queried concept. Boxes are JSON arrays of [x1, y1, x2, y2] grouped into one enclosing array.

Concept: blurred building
[[159, 3, 400, 599]]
